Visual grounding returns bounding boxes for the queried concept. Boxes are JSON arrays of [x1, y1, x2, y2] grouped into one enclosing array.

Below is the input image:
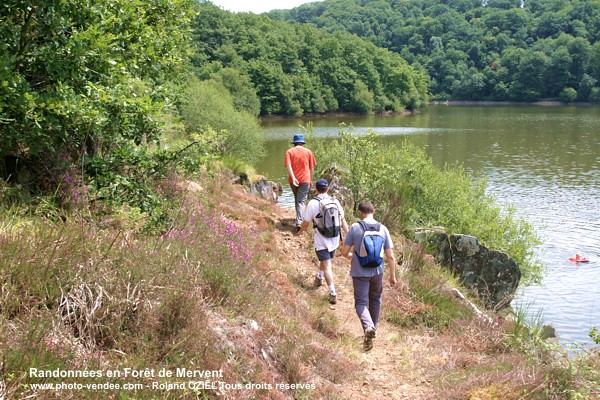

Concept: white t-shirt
[[303, 194, 345, 252]]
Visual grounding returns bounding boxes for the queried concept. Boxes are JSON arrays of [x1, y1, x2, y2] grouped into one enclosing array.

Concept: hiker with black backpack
[[341, 200, 397, 351], [298, 179, 349, 305]]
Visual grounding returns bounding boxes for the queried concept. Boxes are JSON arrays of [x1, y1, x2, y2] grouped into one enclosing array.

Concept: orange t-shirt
[[284, 145, 317, 184]]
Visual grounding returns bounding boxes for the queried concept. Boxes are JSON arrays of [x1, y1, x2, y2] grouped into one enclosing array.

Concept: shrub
[[559, 87, 577, 103], [85, 135, 221, 233], [178, 78, 266, 165], [0, 0, 194, 196]]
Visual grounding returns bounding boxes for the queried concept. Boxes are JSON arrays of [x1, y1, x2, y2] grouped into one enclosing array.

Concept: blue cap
[[291, 134, 305, 144], [316, 178, 329, 190]]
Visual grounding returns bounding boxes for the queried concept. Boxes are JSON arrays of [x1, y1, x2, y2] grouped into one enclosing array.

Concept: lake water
[[256, 104, 600, 348]]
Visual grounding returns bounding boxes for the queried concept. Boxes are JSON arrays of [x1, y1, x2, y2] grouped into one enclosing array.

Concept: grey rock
[[413, 229, 521, 310]]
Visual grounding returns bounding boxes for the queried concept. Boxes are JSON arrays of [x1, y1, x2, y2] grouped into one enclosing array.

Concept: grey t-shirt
[[344, 217, 393, 277]]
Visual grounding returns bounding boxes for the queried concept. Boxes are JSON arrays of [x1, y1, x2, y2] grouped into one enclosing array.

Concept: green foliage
[[386, 248, 479, 332], [178, 78, 266, 165], [352, 80, 376, 113], [312, 125, 379, 213], [313, 128, 542, 284], [589, 327, 600, 344], [0, 0, 194, 192], [506, 301, 546, 350], [590, 87, 600, 102], [219, 155, 257, 179], [559, 87, 578, 102], [208, 67, 262, 117], [192, 3, 429, 115], [270, 0, 600, 102], [85, 134, 222, 232], [406, 269, 474, 331], [504, 308, 600, 398]]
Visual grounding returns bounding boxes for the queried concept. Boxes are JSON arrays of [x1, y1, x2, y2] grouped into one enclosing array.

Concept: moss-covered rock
[[413, 228, 521, 310]]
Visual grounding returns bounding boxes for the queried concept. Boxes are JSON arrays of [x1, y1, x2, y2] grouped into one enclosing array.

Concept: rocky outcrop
[[413, 228, 521, 310], [319, 164, 354, 211], [249, 178, 281, 203], [228, 170, 281, 204]]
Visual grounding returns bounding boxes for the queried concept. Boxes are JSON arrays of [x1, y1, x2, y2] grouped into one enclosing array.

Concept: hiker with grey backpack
[[341, 200, 397, 351], [298, 179, 349, 305]]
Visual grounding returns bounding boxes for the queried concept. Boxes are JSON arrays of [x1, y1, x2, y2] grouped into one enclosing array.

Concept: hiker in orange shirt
[[284, 134, 317, 230]]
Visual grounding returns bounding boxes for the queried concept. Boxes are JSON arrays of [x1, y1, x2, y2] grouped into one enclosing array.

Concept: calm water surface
[[257, 104, 600, 347]]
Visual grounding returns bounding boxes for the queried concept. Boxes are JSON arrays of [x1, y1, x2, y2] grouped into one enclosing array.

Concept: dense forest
[[268, 0, 600, 102], [193, 2, 429, 115]]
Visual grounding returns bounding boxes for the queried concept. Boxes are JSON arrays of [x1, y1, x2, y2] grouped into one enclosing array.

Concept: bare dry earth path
[[274, 208, 437, 400]]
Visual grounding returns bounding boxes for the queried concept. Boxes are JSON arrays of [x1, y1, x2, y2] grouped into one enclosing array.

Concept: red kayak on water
[[569, 254, 589, 263]]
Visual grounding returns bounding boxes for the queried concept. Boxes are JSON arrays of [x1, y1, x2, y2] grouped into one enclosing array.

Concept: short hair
[[358, 200, 374, 214], [316, 186, 328, 194]]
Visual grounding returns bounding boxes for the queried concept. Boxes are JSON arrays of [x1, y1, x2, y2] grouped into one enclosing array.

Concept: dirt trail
[[273, 207, 436, 400]]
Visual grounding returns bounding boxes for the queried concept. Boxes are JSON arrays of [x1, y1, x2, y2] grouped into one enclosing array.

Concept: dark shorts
[[315, 249, 336, 261]]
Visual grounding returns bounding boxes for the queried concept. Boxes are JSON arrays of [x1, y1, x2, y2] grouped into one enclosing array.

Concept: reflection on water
[[259, 104, 600, 347], [263, 125, 453, 139], [276, 187, 296, 209]]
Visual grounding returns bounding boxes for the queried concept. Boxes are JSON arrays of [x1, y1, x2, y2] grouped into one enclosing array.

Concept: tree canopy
[[1, 0, 193, 186], [268, 0, 600, 102], [192, 2, 429, 116]]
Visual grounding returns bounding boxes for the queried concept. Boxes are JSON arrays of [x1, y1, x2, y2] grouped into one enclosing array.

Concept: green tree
[[178, 79, 265, 164], [452, 69, 486, 100], [544, 47, 572, 97], [270, 0, 599, 102], [0, 0, 193, 187], [559, 87, 577, 102], [590, 87, 600, 102], [193, 4, 428, 115], [590, 42, 600, 82], [578, 74, 597, 101], [209, 68, 261, 117], [516, 50, 549, 99], [567, 37, 591, 88], [533, 12, 571, 39], [352, 80, 375, 113]]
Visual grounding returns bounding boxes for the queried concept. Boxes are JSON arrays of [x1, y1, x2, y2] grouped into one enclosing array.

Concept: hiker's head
[[358, 200, 375, 216], [291, 134, 305, 146], [316, 178, 329, 194]]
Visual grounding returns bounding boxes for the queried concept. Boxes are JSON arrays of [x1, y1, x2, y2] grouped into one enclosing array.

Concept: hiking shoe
[[364, 327, 376, 351], [329, 294, 337, 304], [365, 326, 377, 339], [313, 275, 323, 287]]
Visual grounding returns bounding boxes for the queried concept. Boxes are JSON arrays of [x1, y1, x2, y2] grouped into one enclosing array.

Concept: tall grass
[[506, 301, 546, 350], [0, 174, 341, 398], [0, 165, 362, 399]]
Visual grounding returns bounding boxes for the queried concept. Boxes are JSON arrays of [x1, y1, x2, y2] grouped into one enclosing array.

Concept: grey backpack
[[314, 197, 341, 238]]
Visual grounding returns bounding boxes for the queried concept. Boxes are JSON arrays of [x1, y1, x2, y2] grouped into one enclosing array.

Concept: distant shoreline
[[429, 100, 594, 106], [260, 109, 414, 121], [260, 101, 596, 120]]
